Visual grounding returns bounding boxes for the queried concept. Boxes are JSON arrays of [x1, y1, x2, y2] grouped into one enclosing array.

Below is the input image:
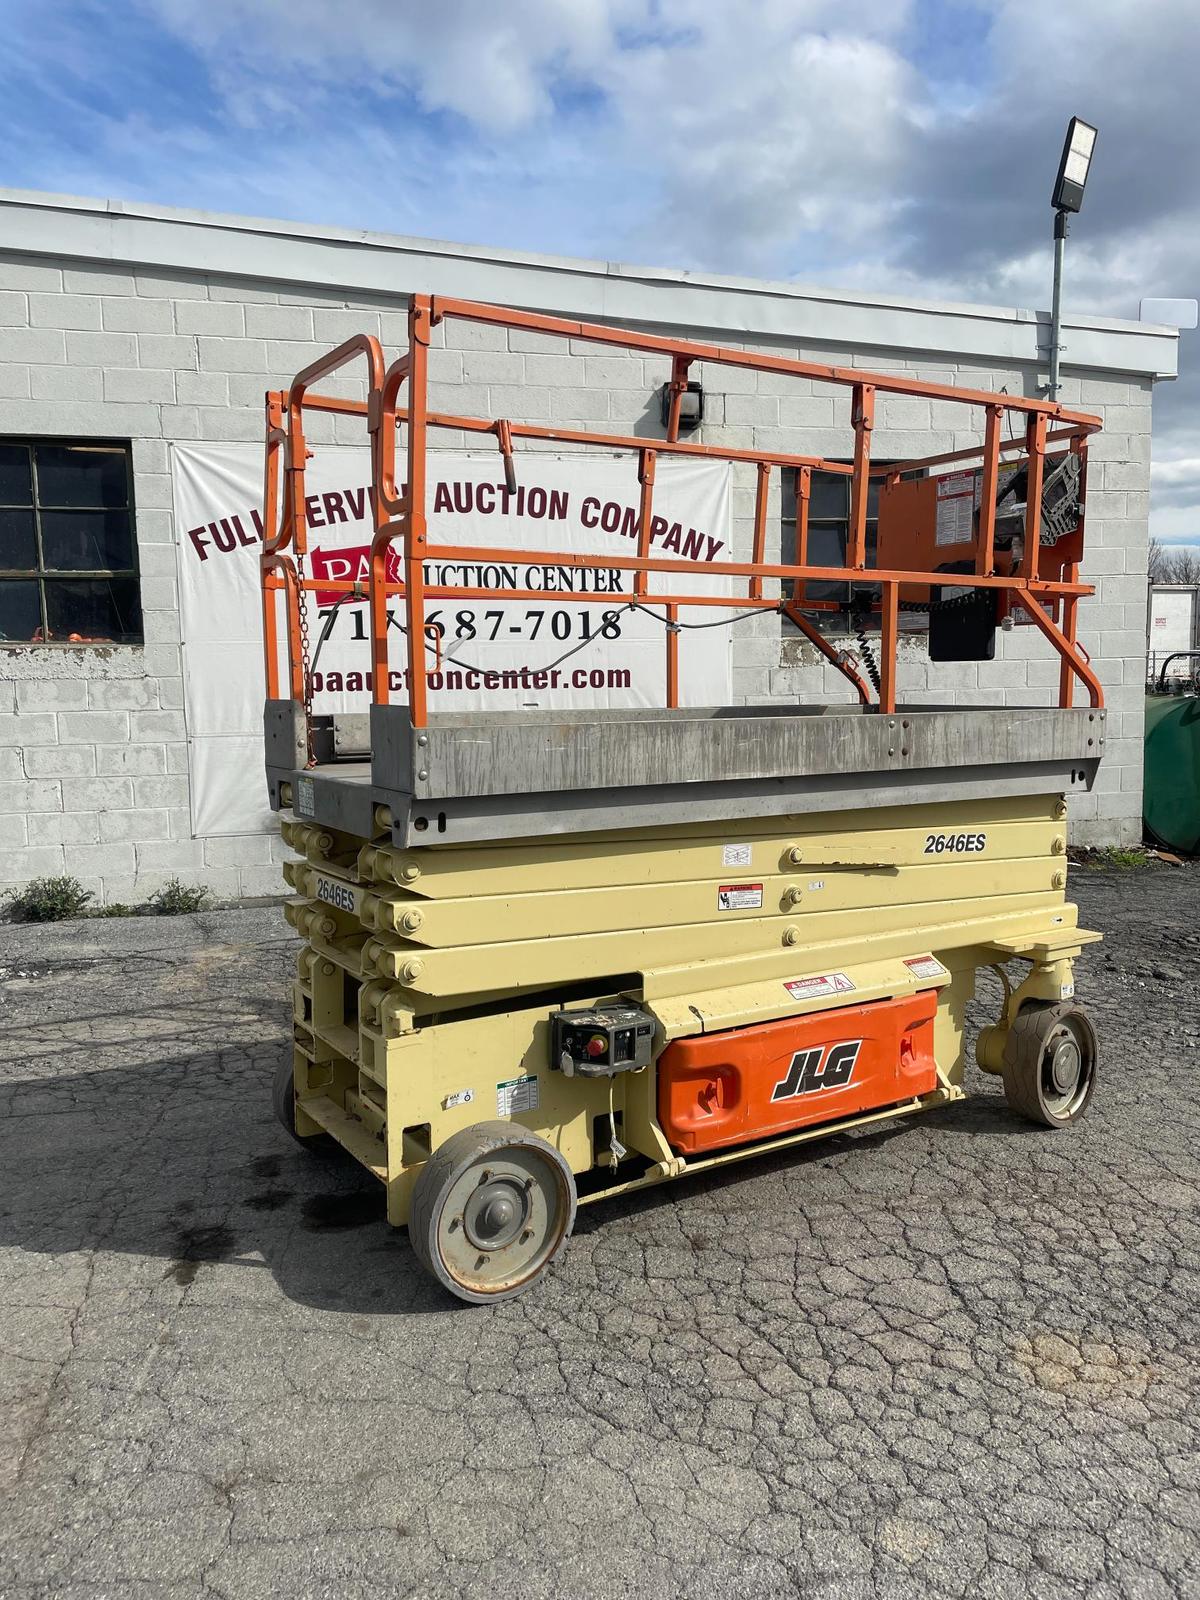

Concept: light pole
[[1048, 116, 1098, 401]]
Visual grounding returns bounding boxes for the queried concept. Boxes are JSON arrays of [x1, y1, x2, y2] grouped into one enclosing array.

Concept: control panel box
[[550, 1003, 656, 1078]]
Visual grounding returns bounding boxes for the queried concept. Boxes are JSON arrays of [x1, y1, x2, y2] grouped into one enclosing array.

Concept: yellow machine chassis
[[279, 790, 1097, 1229]]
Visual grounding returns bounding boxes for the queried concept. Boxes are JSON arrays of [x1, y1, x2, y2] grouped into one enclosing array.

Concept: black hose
[[854, 621, 882, 696]]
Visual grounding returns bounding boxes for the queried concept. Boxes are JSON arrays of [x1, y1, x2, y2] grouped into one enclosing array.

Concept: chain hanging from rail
[[295, 544, 316, 769]]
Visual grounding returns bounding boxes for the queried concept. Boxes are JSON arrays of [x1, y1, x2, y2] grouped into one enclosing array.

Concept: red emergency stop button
[[586, 1034, 608, 1058]]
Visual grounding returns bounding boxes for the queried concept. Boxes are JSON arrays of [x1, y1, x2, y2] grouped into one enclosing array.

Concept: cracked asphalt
[[2, 866, 1199, 1599]]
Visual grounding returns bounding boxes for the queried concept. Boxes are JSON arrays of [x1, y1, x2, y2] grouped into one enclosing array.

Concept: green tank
[[1144, 691, 1200, 854]]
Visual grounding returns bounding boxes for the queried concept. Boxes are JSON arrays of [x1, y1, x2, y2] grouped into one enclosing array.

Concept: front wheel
[[1001, 1003, 1098, 1127], [409, 1121, 577, 1304], [271, 1055, 333, 1150]]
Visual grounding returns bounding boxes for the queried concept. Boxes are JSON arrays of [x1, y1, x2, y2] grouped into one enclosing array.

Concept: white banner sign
[[172, 444, 733, 837]]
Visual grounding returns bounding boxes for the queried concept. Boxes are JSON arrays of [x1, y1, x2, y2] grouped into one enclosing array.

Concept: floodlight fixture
[[1047, 116, 1098, 401], [1051, 117, 1097, 214]]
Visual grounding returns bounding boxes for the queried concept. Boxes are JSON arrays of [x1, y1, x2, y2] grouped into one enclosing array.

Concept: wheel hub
[[463, 1177, 530, 1252], [1048, 1033, 1081, 1094]]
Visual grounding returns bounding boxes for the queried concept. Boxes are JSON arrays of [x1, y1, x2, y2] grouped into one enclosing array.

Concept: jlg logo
[[771, 1039, 862, 1101]]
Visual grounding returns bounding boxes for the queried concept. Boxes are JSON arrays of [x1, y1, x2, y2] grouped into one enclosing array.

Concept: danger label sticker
[[717, 883, 763, 911], [496, 1074, 539, 1117], [722, 842, 752, 868], [784, 972, 856, 1001], [904, 955, 948, 980]]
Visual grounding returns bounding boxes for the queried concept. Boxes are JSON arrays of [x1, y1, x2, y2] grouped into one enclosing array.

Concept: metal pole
[[1049, 208, 1068, 401]]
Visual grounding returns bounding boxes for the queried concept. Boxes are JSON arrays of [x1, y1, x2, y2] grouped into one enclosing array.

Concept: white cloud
[[3, 0, 1196, 533], [146, 0, 651, 132]]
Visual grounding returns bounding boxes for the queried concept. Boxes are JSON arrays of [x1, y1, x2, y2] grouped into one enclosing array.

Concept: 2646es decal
[[771, 1039, 862, 1102], [923, 831, 986, 855]]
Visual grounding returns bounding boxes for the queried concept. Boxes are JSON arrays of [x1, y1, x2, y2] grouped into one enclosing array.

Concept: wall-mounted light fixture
[[660, 379, 704, 432]]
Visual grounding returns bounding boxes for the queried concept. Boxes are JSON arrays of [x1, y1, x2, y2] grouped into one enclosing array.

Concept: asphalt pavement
[[1, 867, 1198, 1599]]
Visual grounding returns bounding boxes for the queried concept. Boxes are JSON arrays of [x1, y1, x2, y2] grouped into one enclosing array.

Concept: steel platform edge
[[264, 700, 1104, 847]]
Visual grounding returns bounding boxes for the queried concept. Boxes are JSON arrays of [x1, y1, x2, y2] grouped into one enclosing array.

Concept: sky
[[1, 0, 1197, 542]]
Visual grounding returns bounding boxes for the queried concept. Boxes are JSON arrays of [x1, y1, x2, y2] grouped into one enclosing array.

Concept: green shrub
[[93, 902, 134, 918], [5, 874, 94, 922], [146, 878, 213, 915]]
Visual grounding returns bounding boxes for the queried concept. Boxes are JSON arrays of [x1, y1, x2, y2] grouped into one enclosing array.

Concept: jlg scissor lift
[[261, 297, 1104, 1303]]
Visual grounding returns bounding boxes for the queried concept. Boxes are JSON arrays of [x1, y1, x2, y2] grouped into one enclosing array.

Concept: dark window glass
[[0, 580, 41, 642], [782, 466, 889, 611], [40, 509, 135, 571], [0, 439, 139, 644], [36, 445, 129, 508], [809, 472, 849, 520], [44, 578, 142, 643], [0, 508, 38, 569], [0, 444, 32, 505]]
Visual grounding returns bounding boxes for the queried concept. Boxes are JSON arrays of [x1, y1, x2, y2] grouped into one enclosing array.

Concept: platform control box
[[551, 1003, 656, 1078]]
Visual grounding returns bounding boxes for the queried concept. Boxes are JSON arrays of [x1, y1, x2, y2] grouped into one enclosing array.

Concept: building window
[[781, 466, 885, 608], [0, 440, 140, 645]]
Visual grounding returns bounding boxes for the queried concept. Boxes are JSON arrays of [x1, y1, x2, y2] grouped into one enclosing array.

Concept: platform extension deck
[[265, 701, 1104, 847]]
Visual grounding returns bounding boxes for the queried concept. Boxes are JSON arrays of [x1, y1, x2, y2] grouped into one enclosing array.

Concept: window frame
[[780, 464, 891, 600], [781, 461, 932, 629], [0, 437, 142, 647]]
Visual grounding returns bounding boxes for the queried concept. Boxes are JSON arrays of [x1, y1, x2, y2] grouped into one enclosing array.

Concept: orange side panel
[[657, 991, 939, 1156], [876, 476, 976, 602]]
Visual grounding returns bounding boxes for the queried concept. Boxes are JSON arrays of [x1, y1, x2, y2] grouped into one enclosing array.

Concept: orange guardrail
[[261, 294, 1103, 740]]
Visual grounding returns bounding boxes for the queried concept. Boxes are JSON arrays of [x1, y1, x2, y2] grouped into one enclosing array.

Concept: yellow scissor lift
[[261, 298, 1104, 1304], [269, 705, 1102, 1304]]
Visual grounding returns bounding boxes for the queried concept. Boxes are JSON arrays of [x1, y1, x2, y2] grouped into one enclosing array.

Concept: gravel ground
[[1, 866, 1198, 1599]]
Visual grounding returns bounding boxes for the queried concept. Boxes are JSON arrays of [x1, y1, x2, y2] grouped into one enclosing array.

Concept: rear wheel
[[409, 1121, 577, 1304], [271, 1055, 332, 1150], [1001, 1003, 1097, 1127]]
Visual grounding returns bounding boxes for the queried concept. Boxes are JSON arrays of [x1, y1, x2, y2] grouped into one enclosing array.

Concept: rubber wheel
[[271, 1055, 332, 1150], [1001, 1002, 1098, 1128], [409, 1121, 577, 1305]]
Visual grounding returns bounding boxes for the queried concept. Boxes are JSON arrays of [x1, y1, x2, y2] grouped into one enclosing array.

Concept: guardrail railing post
[[635, 449, 656, 598], [664, 355, 692, 444], [749, 461, 770, 601], [977, 403, 1002, 577], [793, 465, 811, 607], [848, 385, 874, 570], [398, 297, 432, 724]]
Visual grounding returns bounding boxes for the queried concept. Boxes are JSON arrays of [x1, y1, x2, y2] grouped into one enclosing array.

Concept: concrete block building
[[0, 188, 1178, 904]]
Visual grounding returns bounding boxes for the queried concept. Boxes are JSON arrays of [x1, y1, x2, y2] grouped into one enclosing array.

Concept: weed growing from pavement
[[4, 874, 213, 922], [1090, 847, 1148, 870], [145, 878, 213, 915], [4, 875, 94, 922]]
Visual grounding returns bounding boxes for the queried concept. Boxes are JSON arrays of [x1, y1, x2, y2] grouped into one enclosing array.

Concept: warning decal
[[717, 883, 763, 911], [935, 471, 975, 547], [496, 1074, 539, 1117], [904, 955, 948, 981], [722, 842, 752, 868], [784, 972, 856, 1002]]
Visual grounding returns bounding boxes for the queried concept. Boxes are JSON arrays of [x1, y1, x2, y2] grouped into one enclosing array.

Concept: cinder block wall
[[0, 253, 1152, 903]]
